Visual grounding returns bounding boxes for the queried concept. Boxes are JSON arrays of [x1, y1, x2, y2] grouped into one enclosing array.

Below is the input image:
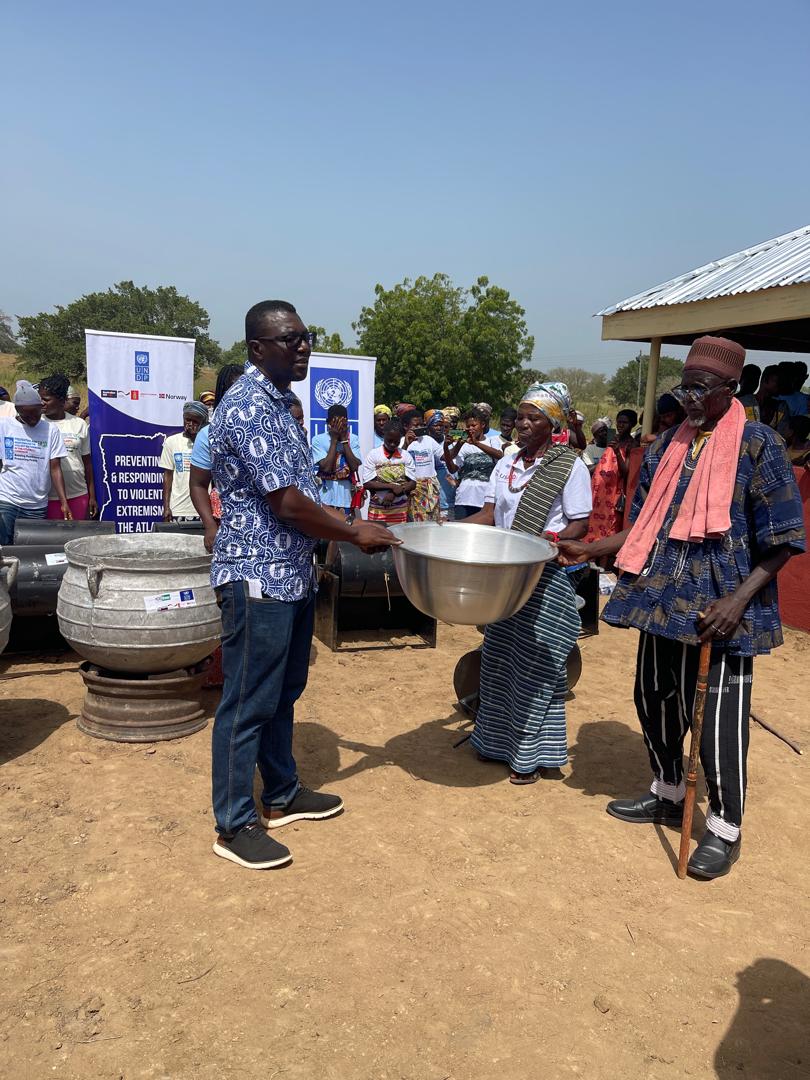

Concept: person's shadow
[[564, 719, 707, 867], [715, 959, 810, 1078], [291, 715, 507, 789], [0, 696, 72, 764], [564, 720, 652, 798]]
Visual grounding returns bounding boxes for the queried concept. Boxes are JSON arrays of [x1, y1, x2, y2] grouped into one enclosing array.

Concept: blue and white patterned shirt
[[209, 362, 320, 601]]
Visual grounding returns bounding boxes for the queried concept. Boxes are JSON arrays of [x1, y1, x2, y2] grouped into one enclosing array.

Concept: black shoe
[[213, 823, 292, 869], [687, 831, 741, 880], [261, 787, 344, 830], [606, 792, 684, 825]]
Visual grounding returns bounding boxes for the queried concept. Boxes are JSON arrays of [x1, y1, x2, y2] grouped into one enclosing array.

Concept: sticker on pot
[[143, 589, 197, 613], [45, 552, 68, 566]]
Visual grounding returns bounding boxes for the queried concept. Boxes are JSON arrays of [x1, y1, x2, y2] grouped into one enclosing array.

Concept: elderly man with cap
[[159, 400, 209, 522], [558, 336, 805, 879], [0, 380, 70, 545]]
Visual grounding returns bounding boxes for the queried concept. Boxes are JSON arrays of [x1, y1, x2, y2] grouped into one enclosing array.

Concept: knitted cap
[[684, 336, 745, 381]]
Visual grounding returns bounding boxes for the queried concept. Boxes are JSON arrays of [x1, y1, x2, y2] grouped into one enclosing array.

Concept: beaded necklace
[[507, 444, 550, 493]]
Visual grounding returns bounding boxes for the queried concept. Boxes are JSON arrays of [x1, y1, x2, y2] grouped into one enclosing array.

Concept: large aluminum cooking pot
[[388, 523, 557, 625], [57, 534, 220, 674]]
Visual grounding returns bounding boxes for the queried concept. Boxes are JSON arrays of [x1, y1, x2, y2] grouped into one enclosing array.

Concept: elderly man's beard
[[686, 413, 706, 429]]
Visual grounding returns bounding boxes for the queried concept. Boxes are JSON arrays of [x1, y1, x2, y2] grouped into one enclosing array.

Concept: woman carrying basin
[[462, 383, 592, 784]]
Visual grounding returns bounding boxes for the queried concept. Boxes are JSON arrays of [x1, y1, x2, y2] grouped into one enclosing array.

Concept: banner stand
[[86, 330, 195, 533]]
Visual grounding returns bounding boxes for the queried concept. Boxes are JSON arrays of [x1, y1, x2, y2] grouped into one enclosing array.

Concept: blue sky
[[3, 0, 809, 373]]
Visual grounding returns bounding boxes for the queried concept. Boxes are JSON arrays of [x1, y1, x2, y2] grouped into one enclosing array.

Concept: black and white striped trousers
[[633, 632, 753, 842]]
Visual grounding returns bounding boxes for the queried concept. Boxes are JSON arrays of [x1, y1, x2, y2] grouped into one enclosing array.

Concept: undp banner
[[297, 351, 377, 455], [86, 330, 195, 533]]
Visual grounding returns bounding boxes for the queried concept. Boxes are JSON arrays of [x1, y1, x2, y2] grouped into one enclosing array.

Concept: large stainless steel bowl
[[388, 523, 557, 625]]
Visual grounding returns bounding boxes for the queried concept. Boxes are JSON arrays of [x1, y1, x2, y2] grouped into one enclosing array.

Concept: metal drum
[[57, 535, 221, 674], [389, 522, 557, 626], [324, 542, 403, 598], [153, 522, 205, 536], [2, 545, 70, 617], [12, 519, 116, 546], [0, 556, 19, 655]]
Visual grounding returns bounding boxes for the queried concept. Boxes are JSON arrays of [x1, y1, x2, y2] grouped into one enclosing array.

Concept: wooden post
[[641, 337, 661, 436]]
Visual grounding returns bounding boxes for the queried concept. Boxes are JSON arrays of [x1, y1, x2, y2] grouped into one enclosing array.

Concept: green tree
[[0, 311, 19, 353], [220, 339, 248, 368], [609, 353, 684, 407], [511, 367, 547, 400], [354, 274, 534, 408], [17, 281, 221, 382], [544, 366, 609, 404], [308, 325, 350, 354]]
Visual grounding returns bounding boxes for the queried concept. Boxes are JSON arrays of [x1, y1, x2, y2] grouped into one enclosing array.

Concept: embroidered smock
[[603, 421, 806, 655], [209, 362, 320, 601]]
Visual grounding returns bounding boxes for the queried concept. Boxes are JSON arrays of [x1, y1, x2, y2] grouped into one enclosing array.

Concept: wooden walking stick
[[677, 639, 713, 879]]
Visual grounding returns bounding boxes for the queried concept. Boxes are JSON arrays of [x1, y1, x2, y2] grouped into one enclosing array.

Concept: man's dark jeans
[[212, 580, 315, 836]]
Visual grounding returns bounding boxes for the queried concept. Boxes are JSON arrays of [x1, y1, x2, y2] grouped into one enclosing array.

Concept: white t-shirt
[[484, 452, 592, 533], [400, 435, 443, 479], [361, 445, 417, 484], [159, 432, 197, 518], [453, 432, 505, 508], [0, 415, 67, 509], [48, 415, 90, 500], [582, 443, 608, 471], [0, 402, 16, 418]]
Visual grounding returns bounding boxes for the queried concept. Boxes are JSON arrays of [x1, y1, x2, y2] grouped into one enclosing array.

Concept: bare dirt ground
[[1, 615, 808, 1080]]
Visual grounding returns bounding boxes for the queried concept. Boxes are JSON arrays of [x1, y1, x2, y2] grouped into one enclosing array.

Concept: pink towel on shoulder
[[615, 397, 746, 575]]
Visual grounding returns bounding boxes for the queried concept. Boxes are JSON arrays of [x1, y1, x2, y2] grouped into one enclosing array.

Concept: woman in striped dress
[[463, 383, 592, 783]]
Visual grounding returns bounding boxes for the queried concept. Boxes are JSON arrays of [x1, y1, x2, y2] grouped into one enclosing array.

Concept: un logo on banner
[[314, 377, 353, 409], [134, 350, 150, 383]]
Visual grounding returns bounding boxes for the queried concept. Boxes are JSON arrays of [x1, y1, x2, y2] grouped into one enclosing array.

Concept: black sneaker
[[261, 787, 344, 830], [213, 823, 292, 869]]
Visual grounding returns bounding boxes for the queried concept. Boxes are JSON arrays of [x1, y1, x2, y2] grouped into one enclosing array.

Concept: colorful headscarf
[[199, 391, 216, 406], [394, 402, 415, 417], [424, 409, 444, 429], [442, 406, 460, 424], [473, 402, 493, 420], [519, 382, 571, 433], [374, 404, 392, 417], [183, 400, 209, 422]]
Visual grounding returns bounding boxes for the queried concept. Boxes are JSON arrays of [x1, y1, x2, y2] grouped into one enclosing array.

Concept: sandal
[[509, 769, 541, 785]]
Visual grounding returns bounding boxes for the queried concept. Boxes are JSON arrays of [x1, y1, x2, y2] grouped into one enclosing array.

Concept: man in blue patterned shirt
[[208, 300, 397, 871], [559, 336, 805, 880]]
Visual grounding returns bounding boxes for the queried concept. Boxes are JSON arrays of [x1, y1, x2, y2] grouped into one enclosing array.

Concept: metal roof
[[598, 224, 810, 315]]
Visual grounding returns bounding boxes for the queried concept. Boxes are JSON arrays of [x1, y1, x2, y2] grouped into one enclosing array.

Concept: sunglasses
[[669, 381, 729, 404], [253, 331, 317, 350]]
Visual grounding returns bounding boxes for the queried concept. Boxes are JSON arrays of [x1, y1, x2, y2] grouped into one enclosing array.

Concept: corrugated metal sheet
[[598, 225, 810, 315]]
